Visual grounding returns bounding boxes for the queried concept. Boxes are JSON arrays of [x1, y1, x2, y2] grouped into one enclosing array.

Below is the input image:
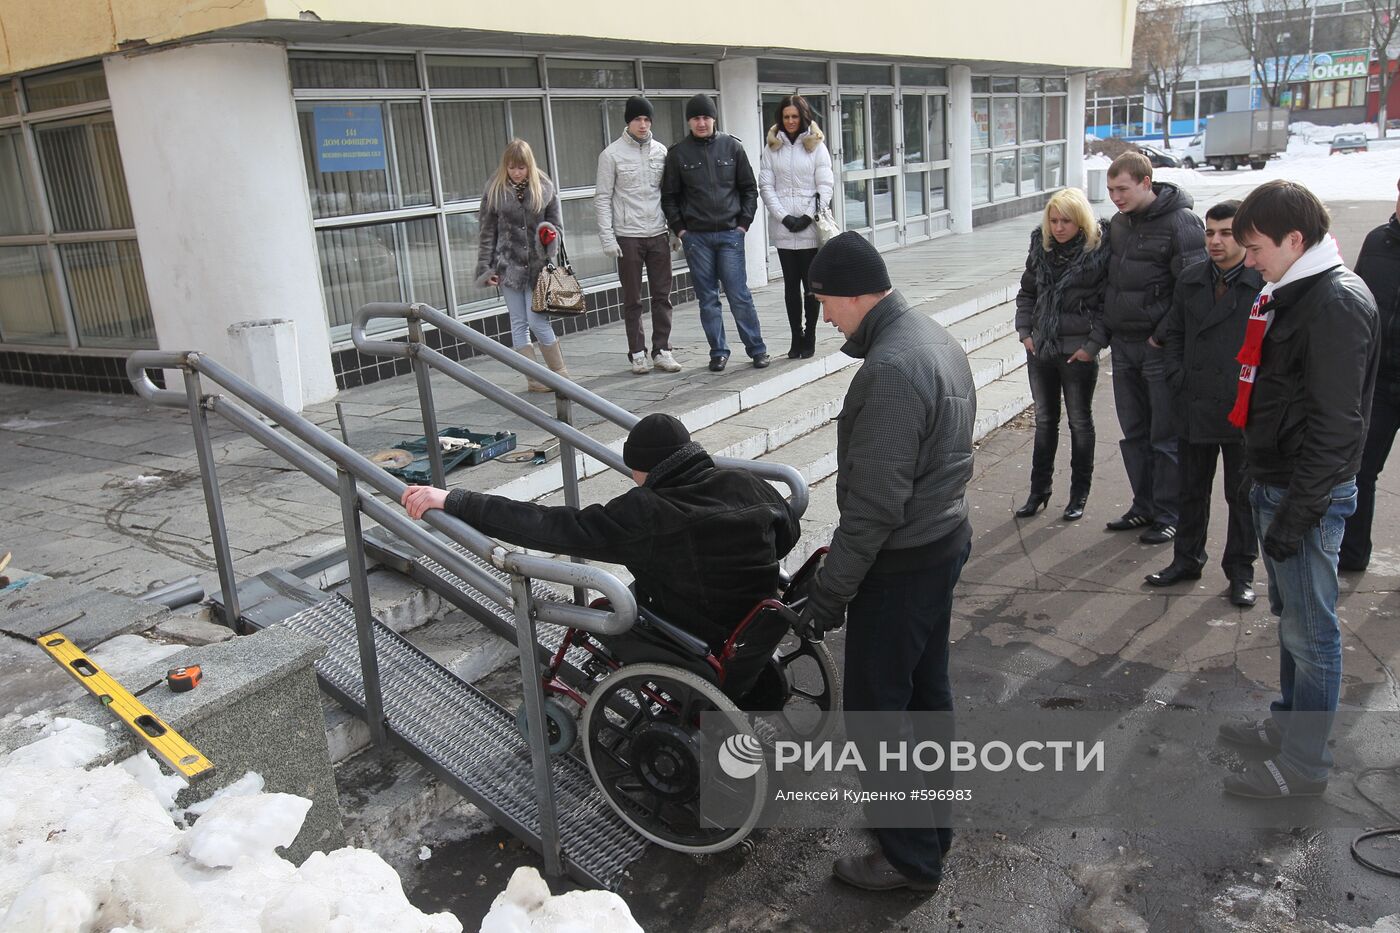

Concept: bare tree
[[1222, 0, 1313, 108], [1361, 0, 1400, 134], [1135, 0, 1197, 147]]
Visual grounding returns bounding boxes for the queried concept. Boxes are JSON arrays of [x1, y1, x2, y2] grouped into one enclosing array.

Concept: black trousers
[[1025, 354, 1098, 498], [776, 247, 820, 334], [1174, 438, 1256, 583], [1341, 386, 1400, 570]]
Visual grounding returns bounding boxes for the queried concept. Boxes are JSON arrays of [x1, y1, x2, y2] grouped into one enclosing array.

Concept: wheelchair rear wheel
[[763, 633, 841, 743]]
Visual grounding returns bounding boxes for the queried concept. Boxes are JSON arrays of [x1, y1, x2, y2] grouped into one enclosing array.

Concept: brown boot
[[539, 341, 570, 382], [515, 344, 549, 393]]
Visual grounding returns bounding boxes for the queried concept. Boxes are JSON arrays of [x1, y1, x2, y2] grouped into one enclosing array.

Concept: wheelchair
[[516, 548, 840, 853]]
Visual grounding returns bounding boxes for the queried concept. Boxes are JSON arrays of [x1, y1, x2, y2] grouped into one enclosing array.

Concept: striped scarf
[[1227, 235, 1343, 428]]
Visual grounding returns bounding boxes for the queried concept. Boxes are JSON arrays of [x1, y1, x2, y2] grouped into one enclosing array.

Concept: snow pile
[[1157, 146, 1400, 202], [0, 735, 462, 931], [479, 867, 644, 933]]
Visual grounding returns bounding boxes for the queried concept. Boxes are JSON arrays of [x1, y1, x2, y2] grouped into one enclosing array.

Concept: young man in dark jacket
[[660, 93, 770, 372], [1217, 180, 1378, 799], [1103, 152, 1207, 544], [1339, 175, 1400, 571], [400, 414, 799, 648], [1149, 200, 1260, 608]]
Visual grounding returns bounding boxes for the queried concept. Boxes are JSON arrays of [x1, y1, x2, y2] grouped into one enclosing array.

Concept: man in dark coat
[[400, 413, 799, 649], [1149, 199, 1260, 608], [1216, 180, 1378, 799], [1103, 152, 1208, 544], [1339, 175, 1400, 571]]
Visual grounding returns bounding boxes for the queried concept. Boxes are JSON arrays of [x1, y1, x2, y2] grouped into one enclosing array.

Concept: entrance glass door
[[838, 91, 899, 247]]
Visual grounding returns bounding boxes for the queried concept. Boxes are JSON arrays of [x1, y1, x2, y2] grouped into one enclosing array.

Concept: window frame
[[971, 74, 1069, 206]]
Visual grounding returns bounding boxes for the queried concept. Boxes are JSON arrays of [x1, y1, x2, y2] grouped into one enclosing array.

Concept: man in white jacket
[[596, 96, 681, 375]]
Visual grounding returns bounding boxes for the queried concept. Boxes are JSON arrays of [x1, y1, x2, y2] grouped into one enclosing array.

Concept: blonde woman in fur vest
[[759, 95, 835, 358], [476, 139, 567, 392]]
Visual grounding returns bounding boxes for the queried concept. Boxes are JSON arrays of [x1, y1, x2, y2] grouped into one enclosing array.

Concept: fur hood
[[766, 123, 826, 151]]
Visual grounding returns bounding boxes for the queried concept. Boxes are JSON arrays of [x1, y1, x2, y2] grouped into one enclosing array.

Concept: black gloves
[[792, 215, 814, 232], [798, 569, 848, 641], [781, 214, 803, 232], [1263, 516, 1306, 563]]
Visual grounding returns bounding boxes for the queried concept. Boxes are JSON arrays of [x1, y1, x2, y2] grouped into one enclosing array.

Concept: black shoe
[[752, 353, 771, 369], [709, 354, 729, 372], [1138, 523, 1177, 544], [799, 329, 817, 358], [787, 330, 803, 360], [1229, 580, 1257, 607], [1106, 512, 1151, 532], [1223, 758, 1326, 799], [1062, 495, 1088, 522], [833, 851, 941, 893], [1218, 718, 1282, 751], [1144, 562, 1202, 586], [1015, 493, 1050, 518]]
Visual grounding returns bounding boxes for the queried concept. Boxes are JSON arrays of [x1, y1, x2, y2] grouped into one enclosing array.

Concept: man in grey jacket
[[800, 232, 977, 894], [596, 96, 681, 375]]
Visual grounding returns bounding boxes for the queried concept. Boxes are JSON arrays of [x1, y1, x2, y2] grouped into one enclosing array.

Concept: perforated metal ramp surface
[[274, 593, 646, 889]]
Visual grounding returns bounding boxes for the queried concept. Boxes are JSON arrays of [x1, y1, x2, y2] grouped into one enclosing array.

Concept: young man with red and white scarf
[[1216, 180, 1378, 799]]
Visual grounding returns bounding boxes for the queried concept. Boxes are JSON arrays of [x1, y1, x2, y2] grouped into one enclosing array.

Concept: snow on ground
[[1157, 146, 1400, 202], [479, 866, 643, 933]]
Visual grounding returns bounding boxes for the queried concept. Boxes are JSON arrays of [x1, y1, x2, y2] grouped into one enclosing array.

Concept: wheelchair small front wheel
[[515, 697, 578, 756]]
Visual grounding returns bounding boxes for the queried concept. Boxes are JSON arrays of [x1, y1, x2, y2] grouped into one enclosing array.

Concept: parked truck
[[1180, 108, 1289, 171]]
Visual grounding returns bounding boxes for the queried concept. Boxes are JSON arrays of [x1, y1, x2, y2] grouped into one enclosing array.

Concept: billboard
[[1309, 49, 1370, 82]]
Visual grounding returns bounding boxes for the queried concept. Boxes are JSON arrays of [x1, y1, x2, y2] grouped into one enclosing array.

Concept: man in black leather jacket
[[1215, 180, 1378, 801], [660, 94, 770, 372]]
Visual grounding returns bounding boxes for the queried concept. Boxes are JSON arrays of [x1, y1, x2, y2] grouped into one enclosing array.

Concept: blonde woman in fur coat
[[759, 94, 835, 358]]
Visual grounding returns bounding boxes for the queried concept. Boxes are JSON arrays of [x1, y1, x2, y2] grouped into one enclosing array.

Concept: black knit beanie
[[624, 96, 654, 124], [623, 413, 691, 472], [685, 93, 718, 121], [807, 231, 892, 297]]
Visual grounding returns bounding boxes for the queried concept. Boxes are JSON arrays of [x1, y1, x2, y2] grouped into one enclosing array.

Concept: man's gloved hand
[[798, 569, 847, 641], [1263, 515, 1306, 563], [781, 214, 803, 232], [602, 242, 623, 260], [792, 215, 814, 232]]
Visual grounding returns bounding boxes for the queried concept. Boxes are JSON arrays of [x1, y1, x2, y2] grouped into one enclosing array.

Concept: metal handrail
[[351, 301, 811, 516]]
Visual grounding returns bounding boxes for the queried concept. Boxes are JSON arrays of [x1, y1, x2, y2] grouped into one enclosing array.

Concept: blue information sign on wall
[[313, 106, 387, 173]]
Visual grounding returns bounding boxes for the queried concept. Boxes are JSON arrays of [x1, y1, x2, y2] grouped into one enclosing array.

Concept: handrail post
[[510, 574, 563, 878], [183, 369, 242, 633], [555, 394, 588, 607], [407, 314, 446, 489], [338, 467, 388, 747]]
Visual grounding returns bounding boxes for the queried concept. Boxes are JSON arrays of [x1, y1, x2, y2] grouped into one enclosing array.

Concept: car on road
[[1179, 134, 1205, 169], [1136, 144, 1182, 168], [1330, 132, 1368, 155]]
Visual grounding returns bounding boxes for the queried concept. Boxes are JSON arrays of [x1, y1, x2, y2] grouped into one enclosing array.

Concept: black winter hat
[[807, 231, 892, 297], [624, 96, 654, 124], [623, 413, 691, 472], [685, 93, 718, 121]]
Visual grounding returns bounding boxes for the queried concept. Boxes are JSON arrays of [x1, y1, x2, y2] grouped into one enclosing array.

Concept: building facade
[[0, 1, 1133, 402]]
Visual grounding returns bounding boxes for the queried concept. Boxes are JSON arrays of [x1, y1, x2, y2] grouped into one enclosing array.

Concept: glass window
[[871, 96, 894, 168], [901, 66, 948, 87], [296, 101, 432, 219], [650, 97, 688, 146], [0, 246, 66, 345], [991, 77, 1018, 93], [972, 99, 990, 150], [872, 177, 895, 224], [971, 77, 990, 93], [839, 63, 893, 86], [34, 116, 133, 232], [0, 85, 17, 118], [844, 179, 869, 229], [547, 59, 635, 90], [426, 55, 539, 89], [904, 173, 926, 218], [317, 217, 446, 337], [1020, 97, 1043, 142], [971, 153, 990, 204], [1045, 96, 1065, 141], [930, 169, 947, 212], [0, 130, 41, 235], [1044, 144, 1065, 189], [993, 151, 1017, 200], [758, 59, 828, 85], [928, 95, 947, 160], [840, 96, 867, 170], [643, 62, 715, 89], [559, 196, 611, 280], [435, 99, 547, 203], [1020, 147, 1042, 194], [59, 239, 154, 347], [445, 211, 493, 310], [1045, 77, 1068, 93], [551, 98, 619, 189], [1018, 78, 1043, 93], [289, 54, 418, 89], [992, 98, 1017, 147], [24, 64, 108, 112], [903, 95, 925, 163]]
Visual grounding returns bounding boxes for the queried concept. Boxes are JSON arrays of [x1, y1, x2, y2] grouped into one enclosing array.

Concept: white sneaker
[[629, 351, 651, 375], [653, 349, 682, 372]]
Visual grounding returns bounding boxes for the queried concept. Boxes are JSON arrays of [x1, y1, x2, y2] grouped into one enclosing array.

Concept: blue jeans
[[502, 286, 558, 348], [1251, 478, 1357, 781], [681, 229, 766, 360]]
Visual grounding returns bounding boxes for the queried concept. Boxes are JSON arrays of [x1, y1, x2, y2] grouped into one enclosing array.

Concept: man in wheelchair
[[402, 413, 801, 700]]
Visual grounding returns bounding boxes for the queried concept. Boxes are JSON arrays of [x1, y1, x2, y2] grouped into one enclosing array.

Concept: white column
[[948, 65, 973, 234], [105, 41, 336, 408], [716, 56, 768, 290], [1068, 72, 1088, 193]]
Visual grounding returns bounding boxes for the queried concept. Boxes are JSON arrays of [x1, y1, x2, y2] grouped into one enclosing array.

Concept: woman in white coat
[[759, 94, 835, 359]]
